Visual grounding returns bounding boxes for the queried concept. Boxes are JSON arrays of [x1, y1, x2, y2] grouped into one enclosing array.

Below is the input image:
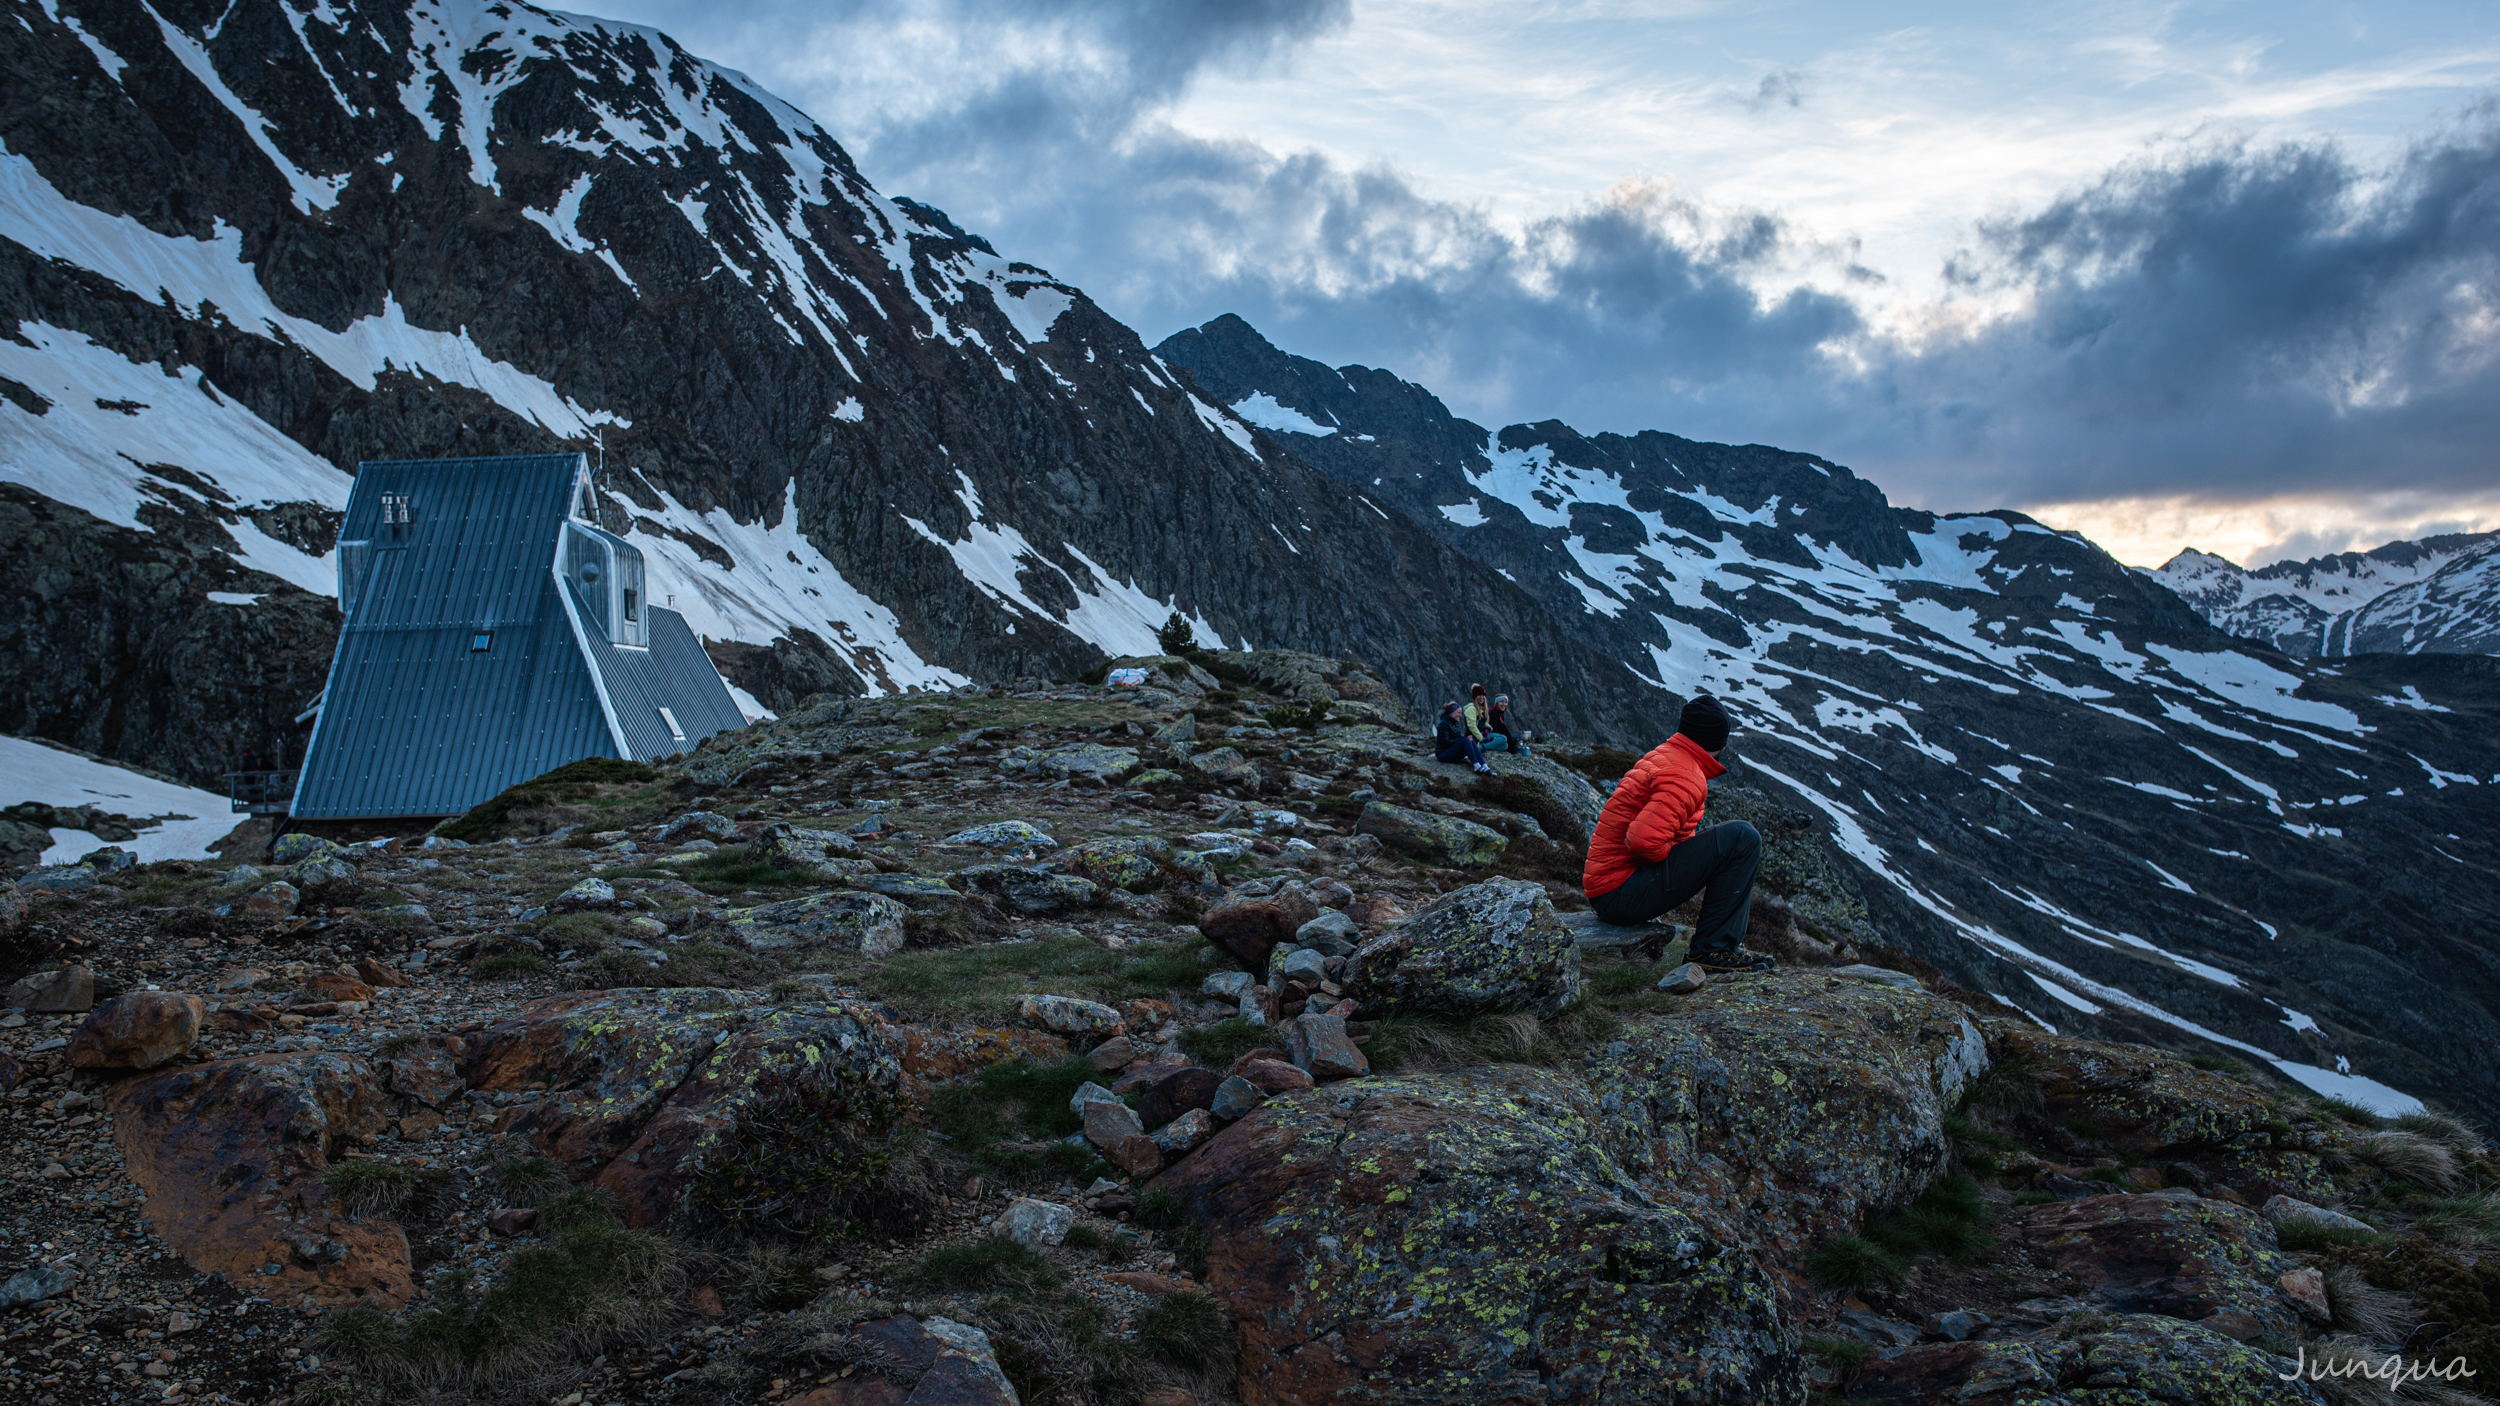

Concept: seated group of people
[[1431, 684, 1530, 774]]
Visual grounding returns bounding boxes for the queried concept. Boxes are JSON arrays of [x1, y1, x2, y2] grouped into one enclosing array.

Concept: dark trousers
[[1436, 738, 1486, 767], [1589, 821, 1760, 953]]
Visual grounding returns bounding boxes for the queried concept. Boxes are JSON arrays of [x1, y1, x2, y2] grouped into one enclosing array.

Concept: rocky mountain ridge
[[1, 663, 2492, 1405], [2150, 536, 2500, 658], [0, 0, 1663, 789], [1154, 314, 2500, 1126]]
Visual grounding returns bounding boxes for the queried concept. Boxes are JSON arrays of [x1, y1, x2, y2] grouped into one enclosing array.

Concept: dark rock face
[[0, 486, 338, 787], [1158, 313, 2500, 1126], [0, 0, 1667, 798]]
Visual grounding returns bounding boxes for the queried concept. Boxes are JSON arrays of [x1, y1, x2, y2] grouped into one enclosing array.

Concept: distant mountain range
[[2150, 535, 2500, 657], [2, 0, 2494, 1121]]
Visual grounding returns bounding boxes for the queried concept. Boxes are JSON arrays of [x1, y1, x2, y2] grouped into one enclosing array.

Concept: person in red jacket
[[1582, 694, 1770, 971]]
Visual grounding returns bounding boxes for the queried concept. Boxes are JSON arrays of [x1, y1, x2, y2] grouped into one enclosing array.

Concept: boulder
[[280, 853, 362, 901], [4, 963, 95, 1012], [1271, 946, 1330, 987], [2014, 1192, 2327, 1336], [268, 833, 339, 866], [1138, 1067, 1223, 1127], [1198, 889, 1320, 969], [1343, 878, 1582, 1019], [1846, 1314, 2324, 1405], [553, 877, 616, 910], [1084, 1097, 1147, 1150], [68, 992, 205, 1069], [1236, 1058, 1314, 1095], [953, 864, 1101, 915], [1201, 970, 1255, 1000], [17, 863, 100, 892], [749, 823, 864, 877], [1413, 751, 1606, 844], [943, 821, 1058, 849], [845, 871, 963, 905], [461, 988, 763, 1175], [593, 1001, 902, 1227], [1355, 800, 1507, 867], [109, 1051, 413, 1309], [995, 1196, 1076, 1248], [1105, 1132, 1164, 1177], [0, 1265, 74, 1307], [1576, 973, 1988, 1261], [2261, 1195, 2377, 1237], [1018, 994, 1125, 1038], [1126, 768, 1186, 790], [1294, 909, 1361, 955], [725, 890, 909, 957], [243, 881, 302, 919], [1211, 1075, 1264, 1120], [1063, 836, 1172, 892], [1187, 745, 1258, 785], [1157, 1066, 1792, 1405], [1070, 1080, 1124, 1115], [1088, 1035, 1141, 1072], [1042, 744, 1143, 784], [1280, 1012, 1369, 1081], [787, 1315, 1020, 1406], [1558, 910, 1669, 952], [355, 956, 413, 988], [1833, 964, 1921, 989], [1152, 1107, 1217, 1157], [657, 810, 738, 843]]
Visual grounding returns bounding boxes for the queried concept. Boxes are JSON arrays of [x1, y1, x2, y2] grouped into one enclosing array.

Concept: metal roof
[[291, 455, 747, 819]]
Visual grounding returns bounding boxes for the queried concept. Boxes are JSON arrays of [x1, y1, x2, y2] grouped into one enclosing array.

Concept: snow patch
[[3, 736, 237, 864], [1229, 392, 1335, 437]]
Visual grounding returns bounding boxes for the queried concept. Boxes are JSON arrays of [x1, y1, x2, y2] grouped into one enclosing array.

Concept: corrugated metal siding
[[579, 608, 748, 760], [294, 455, 620, 819]]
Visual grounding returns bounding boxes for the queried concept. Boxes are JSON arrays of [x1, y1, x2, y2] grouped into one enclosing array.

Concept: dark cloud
[[604, 1, 2500, 518]]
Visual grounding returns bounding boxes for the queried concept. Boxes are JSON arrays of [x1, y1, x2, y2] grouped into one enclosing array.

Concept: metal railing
[[223, 771, 298, 816]]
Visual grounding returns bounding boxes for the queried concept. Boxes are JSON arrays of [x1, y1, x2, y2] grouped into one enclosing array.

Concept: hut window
[[471, 631, 493, 652], [622, 587, 640, 623], [658, 706, 685, 741]]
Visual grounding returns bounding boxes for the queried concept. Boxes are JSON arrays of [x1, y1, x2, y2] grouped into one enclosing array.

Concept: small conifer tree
[[1156, 609, 1197, 655]]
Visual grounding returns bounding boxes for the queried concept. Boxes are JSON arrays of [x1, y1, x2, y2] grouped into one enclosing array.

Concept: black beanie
[[1677, 694, 1731, 752]]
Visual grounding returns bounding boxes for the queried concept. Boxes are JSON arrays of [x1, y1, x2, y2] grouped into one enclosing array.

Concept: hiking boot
[[1690, 947, 1777, 973]]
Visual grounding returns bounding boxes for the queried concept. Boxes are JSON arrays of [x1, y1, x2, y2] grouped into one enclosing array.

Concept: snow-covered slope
[[0, 736, 238, 864], [1160, 313, 2500, 1123], [0, 0, 1661, 784], [2149, 535, 2498, 657]]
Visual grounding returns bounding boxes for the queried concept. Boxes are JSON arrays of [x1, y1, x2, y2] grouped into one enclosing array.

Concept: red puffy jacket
[[1583, 734, 1725, 898]]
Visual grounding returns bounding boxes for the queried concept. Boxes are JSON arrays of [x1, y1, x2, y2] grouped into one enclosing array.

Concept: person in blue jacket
[[1434, 700, 1491, 774]]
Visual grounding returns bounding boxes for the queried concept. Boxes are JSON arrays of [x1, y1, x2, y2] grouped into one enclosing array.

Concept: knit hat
[[1677, 694, 1731, 752]]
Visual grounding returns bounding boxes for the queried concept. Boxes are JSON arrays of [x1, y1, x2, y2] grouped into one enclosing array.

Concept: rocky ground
[[2, 650, 2494, 1406]]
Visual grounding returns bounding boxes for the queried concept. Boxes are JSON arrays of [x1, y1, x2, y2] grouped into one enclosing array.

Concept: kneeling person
[[1582, 694, 1770, 971]]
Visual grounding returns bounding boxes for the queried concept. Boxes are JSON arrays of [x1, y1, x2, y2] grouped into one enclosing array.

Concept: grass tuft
[[323, 1161, 448, 1220], [908, 1237, 1061, 1297], [1134, 1290, 1237, 1386], [2350, 1130, 2465, 1194], [1808, 1235, 1906, 1292], [1176, 1019, 1272, 1066]]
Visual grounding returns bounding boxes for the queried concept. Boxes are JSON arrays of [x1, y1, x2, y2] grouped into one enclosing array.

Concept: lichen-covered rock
[[786, 1314, 1021, 1406], [749, 823, 864, 876], [944, 820, 1058, 849], [1042, 744, 1143, 783], [1157, 1067, 1794, 1405], [1344, 878, 1582, 1018], [1188, 745, 1258, 784], [109, 1051, 412, 1309], [377, 1034, 466, 1108], [883, 1022, 1069, 1095], [17, 862, 100, 892], [460, 988, 763, 1175], [242, 881, 301, 919], [280, 853, 361, 898], [594, 1001, 901, 1226], [68, 991, 204, 1069], [1986, 1021, 2340, 1202], [724, 890, 909, 956], [268, 833, 340, 866], [1018, 994, 1125, 1038], [1062, 836, 1171, 892], [1355, 800, 1508, 867], [1577, 973, 1987, 1261], [1845, 1311, 2323, 1404], [554, 877, 617, 910], [1281, 1011, 1369, 1080], [953, 864, 1100, 915], [1415, 751, 1607, 845], [995, 1196, 1076, 1248], [1294, 909, 1361, 954], [2014, 1191, 2325, 1337], [657, 810, 737, 843], [1127, 768, 1186, 789]]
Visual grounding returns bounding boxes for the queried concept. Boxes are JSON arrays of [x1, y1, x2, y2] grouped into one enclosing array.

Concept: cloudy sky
[[605, 0, 2500, 567]]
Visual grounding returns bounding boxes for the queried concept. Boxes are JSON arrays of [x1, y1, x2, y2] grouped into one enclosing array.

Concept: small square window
[[622, 587, 640, 622], [470, 631, 493, 652]]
